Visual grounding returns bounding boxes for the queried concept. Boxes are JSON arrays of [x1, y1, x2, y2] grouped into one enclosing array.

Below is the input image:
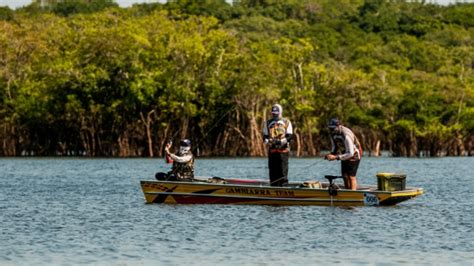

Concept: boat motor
[[325, 175, 343, 196]]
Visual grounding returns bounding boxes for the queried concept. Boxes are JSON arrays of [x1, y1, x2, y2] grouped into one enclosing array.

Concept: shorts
[[341, 159, 360, 177]]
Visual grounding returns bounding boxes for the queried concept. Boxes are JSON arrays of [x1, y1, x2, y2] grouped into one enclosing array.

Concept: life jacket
[[267, 118, 290, 152], [171, 152, 194, 180]]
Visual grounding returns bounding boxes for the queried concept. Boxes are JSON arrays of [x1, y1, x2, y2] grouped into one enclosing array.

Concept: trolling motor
[[325, 175, 343, 196]]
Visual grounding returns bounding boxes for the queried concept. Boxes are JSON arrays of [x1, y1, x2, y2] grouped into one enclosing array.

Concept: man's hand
[[165, 143, 171, 155], [325, 154, 338, 161], [267, 138, 282, 147], [266, 138, 275, 145]]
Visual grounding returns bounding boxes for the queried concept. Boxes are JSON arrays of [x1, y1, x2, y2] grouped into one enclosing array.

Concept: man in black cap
[[155, 139, 194, 181], [324, 119, 362, 190]]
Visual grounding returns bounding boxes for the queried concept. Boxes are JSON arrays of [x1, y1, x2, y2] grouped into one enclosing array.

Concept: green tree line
[[0, 0, 472, 157]]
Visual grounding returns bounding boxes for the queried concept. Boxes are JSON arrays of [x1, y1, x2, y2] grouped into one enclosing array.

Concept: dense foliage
[[0, 0, 472, 157]]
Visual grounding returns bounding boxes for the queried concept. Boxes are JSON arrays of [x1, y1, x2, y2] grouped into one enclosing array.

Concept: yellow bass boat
[[140, 174, 423, 206]]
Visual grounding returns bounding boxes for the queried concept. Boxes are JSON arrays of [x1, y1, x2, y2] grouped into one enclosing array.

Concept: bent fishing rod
[[165, 105, 237, 156]]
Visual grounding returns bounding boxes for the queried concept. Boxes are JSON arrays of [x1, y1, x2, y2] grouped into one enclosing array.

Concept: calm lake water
[[0, 157, 472, 265]]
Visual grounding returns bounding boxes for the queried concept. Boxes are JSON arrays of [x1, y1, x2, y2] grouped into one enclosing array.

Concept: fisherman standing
[[324, 119, 362, 190], [263, 104, 293, 186], [155, 139, 194, 181]]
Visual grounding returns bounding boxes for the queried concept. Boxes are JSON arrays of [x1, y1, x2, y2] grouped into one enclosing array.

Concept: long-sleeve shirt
[[330, 126, 361, 161], [168, 151, 194, 180]]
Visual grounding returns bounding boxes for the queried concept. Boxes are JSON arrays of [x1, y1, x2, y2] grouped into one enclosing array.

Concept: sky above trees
[[0, 0, 469, 9]]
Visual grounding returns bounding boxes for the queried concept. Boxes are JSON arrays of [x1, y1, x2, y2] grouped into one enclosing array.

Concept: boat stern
[[378, 187, 424, 206]]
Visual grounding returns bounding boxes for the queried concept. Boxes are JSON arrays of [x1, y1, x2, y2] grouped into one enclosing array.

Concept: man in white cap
[[262, 104, 293, 186], [155, 139, 194, 181]]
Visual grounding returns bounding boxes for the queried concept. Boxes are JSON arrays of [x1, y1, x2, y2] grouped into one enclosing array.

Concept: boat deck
[[140, 176, 424, 206], [196, 177, 379, 191]]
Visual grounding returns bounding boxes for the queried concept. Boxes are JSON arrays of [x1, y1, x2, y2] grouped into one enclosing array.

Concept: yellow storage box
[[377, 173, 406, 191]]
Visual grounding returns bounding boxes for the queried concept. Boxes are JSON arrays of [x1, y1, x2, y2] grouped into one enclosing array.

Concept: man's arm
[[338, 137, 356, 161], [324, 135, 338, 160], [330, 136, 337, 154], [169, 153, 192, 163], [262, 120, 269, 144], [281, 120, 293, 145]]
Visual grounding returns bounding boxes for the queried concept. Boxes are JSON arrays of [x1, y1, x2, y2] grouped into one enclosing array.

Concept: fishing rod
[[164, 129, 180, 163], [165, 105, 237, 158], [191, 105, 237, 156]]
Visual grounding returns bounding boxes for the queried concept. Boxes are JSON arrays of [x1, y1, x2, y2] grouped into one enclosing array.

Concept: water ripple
[[0, 157, 473, 264]]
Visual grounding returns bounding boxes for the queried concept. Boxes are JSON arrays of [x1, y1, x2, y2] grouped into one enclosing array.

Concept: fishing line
[[300, 159, 320, 171], [191, 105, 237, 155], [164, 106, 236, 156]]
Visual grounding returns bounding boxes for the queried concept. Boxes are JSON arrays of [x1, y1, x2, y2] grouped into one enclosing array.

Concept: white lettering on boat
[[363, 193, 379, 206]]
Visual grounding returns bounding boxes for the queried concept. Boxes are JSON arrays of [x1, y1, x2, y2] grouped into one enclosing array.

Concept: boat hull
[[140, 178, 423, 206]]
